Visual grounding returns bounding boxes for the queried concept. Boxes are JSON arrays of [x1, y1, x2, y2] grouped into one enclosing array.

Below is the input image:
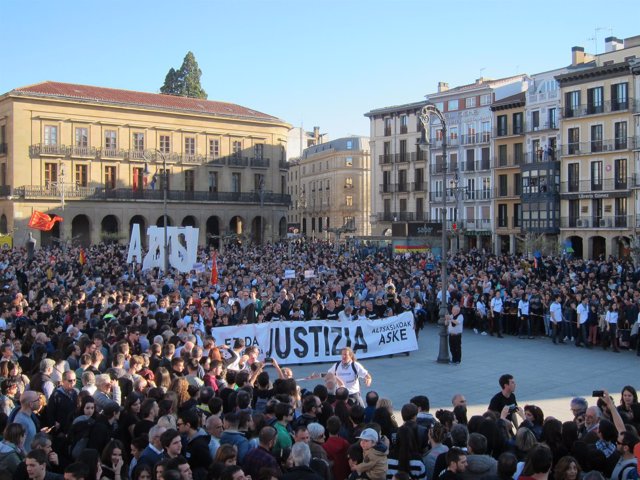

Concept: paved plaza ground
[[287, 324, 639, 421]]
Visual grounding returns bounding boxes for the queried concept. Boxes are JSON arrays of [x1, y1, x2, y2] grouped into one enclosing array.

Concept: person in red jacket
[[322, 416, 350, 480]]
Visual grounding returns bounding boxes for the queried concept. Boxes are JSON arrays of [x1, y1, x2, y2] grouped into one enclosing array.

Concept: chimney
[[313, 126, 320, 144], [572, 46, 585, 66], [605, 36, 623, 52], [437, 82, 449, 93]]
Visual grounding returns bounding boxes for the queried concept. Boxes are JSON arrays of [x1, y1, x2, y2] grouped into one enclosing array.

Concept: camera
[[592, 390, 604, 397], [508, 404, 518, 413], [264, 357, 273, 363]]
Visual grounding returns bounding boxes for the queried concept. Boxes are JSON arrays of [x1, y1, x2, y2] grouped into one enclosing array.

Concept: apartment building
[[0, 81, 291, 247], [288, 136, 371, 238], [556, 36, 640, 258], [424, 76, 528, 252], [491, 92, 525, 254], [364, 101, 428, 236]]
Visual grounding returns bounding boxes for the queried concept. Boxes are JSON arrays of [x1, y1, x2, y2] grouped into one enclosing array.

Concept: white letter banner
[[211, 311, 418, 365]]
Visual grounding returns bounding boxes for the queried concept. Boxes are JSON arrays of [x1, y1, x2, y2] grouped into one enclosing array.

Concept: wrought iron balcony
[[460, 159, 492, 172], [14, 185, 291, 204], [464, 189, 493, 201], [204, 155, 226, 166], [562, 98, 637, 118], [250, 157, 270, 168], [428, 137, 460, 148], [376, 211, 416, 222], [411, 182, 427, 192], [560, 178, 630, 194], [29, 144, 69, 157], [228, 156, 249, 167], [464, 219, 492, 231], [279, 159, 289, 169], [493, 126, 525, 137], [461, 132, 492, 145], [495, 186, 522, 198], [70, 146, 97, 158], [526, 121, 559, 133], [559, 137, 638, 156], [99, 148, 127, 160], [561, 215, 632, 229], [524, 149, 559, 163], [493, 154, 524, 168]]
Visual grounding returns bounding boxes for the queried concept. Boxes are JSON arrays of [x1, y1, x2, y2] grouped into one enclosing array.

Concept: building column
[[493, 234, 500, 256], [509, 234, 516, 255]]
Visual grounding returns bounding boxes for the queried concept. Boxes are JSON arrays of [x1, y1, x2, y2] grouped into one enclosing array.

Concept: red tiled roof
[[10, 81, 281, 122]]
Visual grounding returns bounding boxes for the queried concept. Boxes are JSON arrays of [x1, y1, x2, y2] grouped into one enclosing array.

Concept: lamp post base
[[436, 304, 450, 363]]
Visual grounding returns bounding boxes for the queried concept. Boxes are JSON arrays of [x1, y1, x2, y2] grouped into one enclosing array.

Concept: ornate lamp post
[[144, 150, 170, 272], [418, 105, 450, 364]]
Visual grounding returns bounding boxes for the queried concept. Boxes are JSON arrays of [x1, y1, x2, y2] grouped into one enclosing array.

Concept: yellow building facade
[[0, 82, 291, 247]]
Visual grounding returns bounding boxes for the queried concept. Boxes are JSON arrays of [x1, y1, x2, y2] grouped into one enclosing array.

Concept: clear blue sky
[[2, 0, 639, 139]]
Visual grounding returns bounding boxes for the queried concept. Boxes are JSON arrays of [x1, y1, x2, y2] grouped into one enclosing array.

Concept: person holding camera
[[446, 305, 464, 365]]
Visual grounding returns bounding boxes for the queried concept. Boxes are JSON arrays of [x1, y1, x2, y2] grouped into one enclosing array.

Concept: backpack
[[333, 361, 358, 377], [619, 462, 638, 480], [69, 418, 95, 460]]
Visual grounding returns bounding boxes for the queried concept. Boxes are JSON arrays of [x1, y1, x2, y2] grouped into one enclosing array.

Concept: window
[[345, 157, 353, 167], [399, 139, 407, 162], [614, 158, 627, 190], [75, 164, 88, 187], [184, 170, 195, 192], [497, 115, 507, 136], [346, 140, 353, 150], [465, 149, 475, 171], [449, 126, 458, 140], [615, 198, 627, 227], [611, 83, 628, 110], [346, 195, 353, 206], [159, 135, 171, 153], [44, 162, 57, 187], [514, 204, 521, 228], [532, 111, 540, 130], [232, 172, 241, 193], [591, 162, 603, 192], [184, 137, 195, 155], [75, 128, 88, 149], [467, 178, 475, 199], [587, 87, 603, 114], [514, 173, 522, 196], [44, 125, 58, 146], [548, 108, 557, 129], [159, 169, 170, 191], [105, 166, 116, 190], [105, 130, 117, 150], [400, 116, 408, 134], [208, 171, 218, 192], [480, 94, 491, 106], [415, 168, 424, 190], [590, 125, 603, 153], [513, 113, 523, 134], [254, 144, 264, 159], [498, 145, 508, 166], [384, 118, 392, 136], [565, 91, 580, 117], [465, 96, 476, 108], [514, 143, 524, 164], [254, 173, 265, 192], [398, 170, 407, 191], [132, 167, 144, 191], [481, 121, 491, 142], [232, 140, 242, 158], [499, 175, 508, 196], [568, 164, 579, 192], [345, 177, 353, 188], [209, 139, 220, 158], [344, 216, 355, 228], [435, 102, 445, 111], [448, 99, 459, 111], [498, 204, 508, 227], [614, 122, 627, 149], [567, 128, 580, 155], [133, 132, 145, 151]]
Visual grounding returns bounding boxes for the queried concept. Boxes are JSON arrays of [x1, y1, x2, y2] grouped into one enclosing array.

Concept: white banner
[[211, 311, 418, 365]]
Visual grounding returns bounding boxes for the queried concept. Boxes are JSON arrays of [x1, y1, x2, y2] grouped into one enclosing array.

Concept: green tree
[[160, 52, 207, 99]]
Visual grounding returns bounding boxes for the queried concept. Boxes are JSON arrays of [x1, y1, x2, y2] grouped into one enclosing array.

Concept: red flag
[[79, 248, 86, 265], [210, 252, 218, 286], [28, 211, 63, 231]]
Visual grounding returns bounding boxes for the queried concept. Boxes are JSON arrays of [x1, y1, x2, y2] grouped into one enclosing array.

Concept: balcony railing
[[279, 159, 289, 169], [463, 219, 492, 231], [524, 149, 558, 163], [460, 132, 492, 145], [560, 178, 630, 193], [70, 146, 97, 158], [495, 186, 522, 198], [429, 137, 460, 148], [376, 212, 416, 222], [29, 144, 69, 157], [562, 98, 637, 118], [126, 149, 150, 161], [100, 148, 127, 159], [526, 121, 559, 133], [15, 185, 291, 204], [493, 154, 524, 168], [493, 126, 525, 137], [227, 156, 249, 167], [250, 157, 270, 168], [460, 159, 492, 172], [180, 153, 203, 164], [411, 182, 427, 192], [378, 183, 409, 194], [496, 217, 520, 229], [559, 137, 638, 156], [521, 219, 560, 232], [464, 189, 493, 201], [205, 155, 226, 166], [378, 152, 426, 165], [561, 215, 632, 229]]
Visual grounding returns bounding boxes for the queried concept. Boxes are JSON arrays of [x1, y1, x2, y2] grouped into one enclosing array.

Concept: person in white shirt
[[446, 305, 464, 364], [605, 302, 620, 352], [490, 291, 504, 338], [549, 294, 564, 344], [575, 297, 590, 348], [476, 296, 488, 335], [518, 295, 531, 339], [328, 347, 371, 406]]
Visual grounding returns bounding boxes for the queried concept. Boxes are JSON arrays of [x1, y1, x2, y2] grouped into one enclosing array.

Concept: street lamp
[[418, 104, 450, 364], [144, 150, 170, 272]]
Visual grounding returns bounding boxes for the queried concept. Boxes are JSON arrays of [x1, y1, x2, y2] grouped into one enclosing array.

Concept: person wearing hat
[[353, 427, 388, 480]]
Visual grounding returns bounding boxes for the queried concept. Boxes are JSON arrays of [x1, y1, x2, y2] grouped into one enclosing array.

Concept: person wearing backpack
[[0, 423, 26, 476], [327, 348, 371, 407], [611, 431, 639, 480]]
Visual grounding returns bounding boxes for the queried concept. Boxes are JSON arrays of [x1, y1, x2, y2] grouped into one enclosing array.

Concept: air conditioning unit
[[576, 219, 588, 228]]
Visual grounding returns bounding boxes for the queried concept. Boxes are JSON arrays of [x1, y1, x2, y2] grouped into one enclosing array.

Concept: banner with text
[[213, 312, 418, 365]]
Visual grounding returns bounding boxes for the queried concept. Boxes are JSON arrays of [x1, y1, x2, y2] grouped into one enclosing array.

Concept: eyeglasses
[[176, 422, 185, 427]]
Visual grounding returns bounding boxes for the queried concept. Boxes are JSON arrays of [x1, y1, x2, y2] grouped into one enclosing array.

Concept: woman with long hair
[[540, 418, 568, 469], [425, 422, 449, 480], [387, 423, 427, 480], [0, 423, 26, 475], [371, 402, 398, 444], [554, 456, 581, 480], [520, 405, 544, 441], [617, 385, 640, 427], [119, 393, 143, 447], [131, 464, 152, 480], [101, 439, 127, 480]]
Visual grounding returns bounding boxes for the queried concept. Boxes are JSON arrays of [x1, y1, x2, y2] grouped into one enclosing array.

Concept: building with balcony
[[0, 81, 291, 247], [364, 101, 428, 235], [287, 136, 370, 238], [424, 76, 528, 251], [556, 36, 640, 258], [491, 92, 525, 254]]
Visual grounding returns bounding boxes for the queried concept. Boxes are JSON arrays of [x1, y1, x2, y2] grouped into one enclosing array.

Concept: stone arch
[[71, 214, 91, 247], [101, 215, 119, 243], [181, 215, 197, 228], [251, 216, 266, 245], [206, 216, 221, 248]]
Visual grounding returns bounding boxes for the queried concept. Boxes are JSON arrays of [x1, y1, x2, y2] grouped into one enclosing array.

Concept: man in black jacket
[[46, 371, 78, 457], [177, 410, 211, 480]]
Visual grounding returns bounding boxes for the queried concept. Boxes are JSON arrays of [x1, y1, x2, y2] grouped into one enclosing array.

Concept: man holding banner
[[327, 347, 372, 407]]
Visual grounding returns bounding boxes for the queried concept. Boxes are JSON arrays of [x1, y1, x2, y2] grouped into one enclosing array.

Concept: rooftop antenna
[[479, 67, 486, 80], [587, 26, 613, 55]]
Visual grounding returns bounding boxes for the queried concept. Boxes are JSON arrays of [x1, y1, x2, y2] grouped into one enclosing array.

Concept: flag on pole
[[210, 252, 218, 285], [79, 248, 86, 266], [28, 211, 63, 231]]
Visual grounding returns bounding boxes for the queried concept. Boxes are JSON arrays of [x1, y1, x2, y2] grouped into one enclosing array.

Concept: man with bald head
[[15, 390, 39, 453], [447, 305, 464, 364]]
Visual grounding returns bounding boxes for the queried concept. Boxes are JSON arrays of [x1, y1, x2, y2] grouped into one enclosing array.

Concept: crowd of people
[[0, 239, 636, 480]]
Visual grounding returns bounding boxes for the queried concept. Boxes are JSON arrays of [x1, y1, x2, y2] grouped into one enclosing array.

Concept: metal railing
[[562, 98, 637, 118], [250, 158, 270, 168], [70, 146, 97, 157], [526, 121, 559, 133], [227, 156, 249, 167], [560, 178, 630, 193], [527, 90, 559, 103], [378, 183, 410, 194], [29, 144, 69, 156], [100, 148, 126, 159], [495, 186, 522, 198], [15, 185, 291, 204], [460, 159, 492, 172], [411, 182, 427, 192], [464, 189, 493, 201], [429, 137, 460, 148], [495, 217, 522, 229], [460, 132, 492, 145], [524, 150, 559, 163], [463, 219, 492, 231], [493, 126, 525, 137], [561, 215, 632, 229], [559, 137, 638, 156], [376, 212, 416, 222], [493, 154, 524, 168]]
